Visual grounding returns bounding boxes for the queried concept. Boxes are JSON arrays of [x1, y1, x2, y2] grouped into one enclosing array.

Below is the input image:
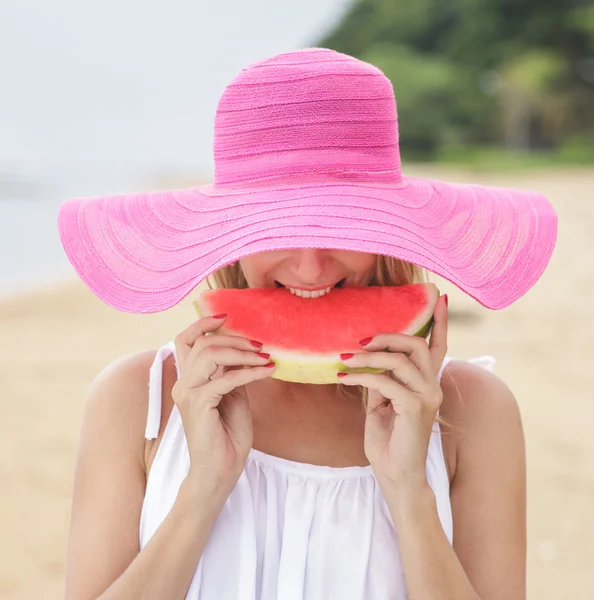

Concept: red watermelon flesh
[[193, 283, 439, 384]]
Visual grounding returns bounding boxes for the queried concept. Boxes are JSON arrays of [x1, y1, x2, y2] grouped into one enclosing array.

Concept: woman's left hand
[[338, 294, 449, 495]]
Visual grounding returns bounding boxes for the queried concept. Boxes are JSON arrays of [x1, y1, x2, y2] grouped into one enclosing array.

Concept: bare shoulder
[[438, 360, 527, 598], [440, 360, 523, 481], [85, 349, 161, 473], [64, 348, 162, 599], [440, 358, 522, 432], [439, 359, 523, 481], [90, 348, 157, 394], [88, 349, 158, 420]]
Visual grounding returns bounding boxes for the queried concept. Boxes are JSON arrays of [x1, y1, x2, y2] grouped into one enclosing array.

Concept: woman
[[59, 48, 557, 599]]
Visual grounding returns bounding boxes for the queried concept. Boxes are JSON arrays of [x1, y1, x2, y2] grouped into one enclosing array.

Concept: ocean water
[[0, 172, 156, 299]]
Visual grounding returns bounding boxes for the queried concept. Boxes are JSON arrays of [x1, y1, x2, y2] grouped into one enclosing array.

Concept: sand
[[1, 166, 593, 599]]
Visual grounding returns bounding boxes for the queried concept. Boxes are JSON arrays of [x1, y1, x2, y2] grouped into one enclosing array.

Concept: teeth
[[288, 286, 333, 298]]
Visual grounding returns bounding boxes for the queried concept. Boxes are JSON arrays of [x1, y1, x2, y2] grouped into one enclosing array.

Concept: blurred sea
[[0, 169, 155, 300]]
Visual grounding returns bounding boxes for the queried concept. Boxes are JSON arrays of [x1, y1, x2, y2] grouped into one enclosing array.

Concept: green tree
[[317, 0, 594, 156]]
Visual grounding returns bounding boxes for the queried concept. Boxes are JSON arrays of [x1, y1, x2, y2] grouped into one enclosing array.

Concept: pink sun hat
[[57, 47, 557, 314]]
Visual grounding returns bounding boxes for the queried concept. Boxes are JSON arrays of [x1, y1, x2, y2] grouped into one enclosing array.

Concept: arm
[[384, 360, 526, 600], [64, 351, 225, 600]]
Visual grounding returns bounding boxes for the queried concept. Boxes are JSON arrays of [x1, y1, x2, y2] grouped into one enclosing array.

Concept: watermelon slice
[[193, 283, 439, 384]]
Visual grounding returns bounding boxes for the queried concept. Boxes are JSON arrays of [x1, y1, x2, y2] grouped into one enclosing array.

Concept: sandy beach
[[1, 166, 593, 599]]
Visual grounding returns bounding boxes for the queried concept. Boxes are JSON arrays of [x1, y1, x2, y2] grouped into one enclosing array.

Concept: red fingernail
[[337, 372, 348, 378], [444, 294, 449, 307], [250, 340, 263, 348], [265, 362, 276, 368], [257, 352, 270, 359], [359, 337, 373, 346], [212, 313, 227, 319], [340, 353, 354, 360]]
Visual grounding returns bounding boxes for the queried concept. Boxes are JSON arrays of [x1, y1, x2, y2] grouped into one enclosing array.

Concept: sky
[[0, 0, 353, 180]]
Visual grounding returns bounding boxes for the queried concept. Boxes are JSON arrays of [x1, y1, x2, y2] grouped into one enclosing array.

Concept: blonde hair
[[205, 254, 451, 430]]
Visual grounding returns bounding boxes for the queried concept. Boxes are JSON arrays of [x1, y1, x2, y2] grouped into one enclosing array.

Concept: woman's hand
[[172, 315, 276, 501], [337, 294, 449, 495]]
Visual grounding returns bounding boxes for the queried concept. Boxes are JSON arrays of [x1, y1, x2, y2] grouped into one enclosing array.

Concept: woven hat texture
[[58, 47, 558, 313]]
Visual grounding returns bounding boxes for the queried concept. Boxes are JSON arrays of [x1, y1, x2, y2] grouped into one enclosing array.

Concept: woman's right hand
[[172, 314, 275, 500]]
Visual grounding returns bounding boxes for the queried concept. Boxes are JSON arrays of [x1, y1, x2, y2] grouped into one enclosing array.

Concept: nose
[[290, 249, 332, 284]]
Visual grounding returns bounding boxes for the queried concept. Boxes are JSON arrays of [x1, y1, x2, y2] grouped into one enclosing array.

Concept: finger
[[174, 315, 230, 368], [200, 363, 276, 407], [338, 372, 414, 412], [428, 294, 449, 374], [184, 346, 273, 388], [340, 351, 428, 392], [186, 333, 263, 367], [358, 333, 433, 380]]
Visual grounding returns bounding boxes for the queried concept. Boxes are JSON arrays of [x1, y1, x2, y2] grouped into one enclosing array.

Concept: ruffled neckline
[[248, 447, 375, 479]]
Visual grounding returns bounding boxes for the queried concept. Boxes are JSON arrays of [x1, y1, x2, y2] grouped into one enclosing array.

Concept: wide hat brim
[[57, 174, 557, 313]]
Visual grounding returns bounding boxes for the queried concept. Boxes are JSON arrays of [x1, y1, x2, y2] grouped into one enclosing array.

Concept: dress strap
[[437, 355, 496, 383], [468, 355, 496, 372], [146, 341, 179, 440]]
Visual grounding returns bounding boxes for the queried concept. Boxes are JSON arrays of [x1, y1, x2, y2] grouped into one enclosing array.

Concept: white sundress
[[139, 341, 496, 599]]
